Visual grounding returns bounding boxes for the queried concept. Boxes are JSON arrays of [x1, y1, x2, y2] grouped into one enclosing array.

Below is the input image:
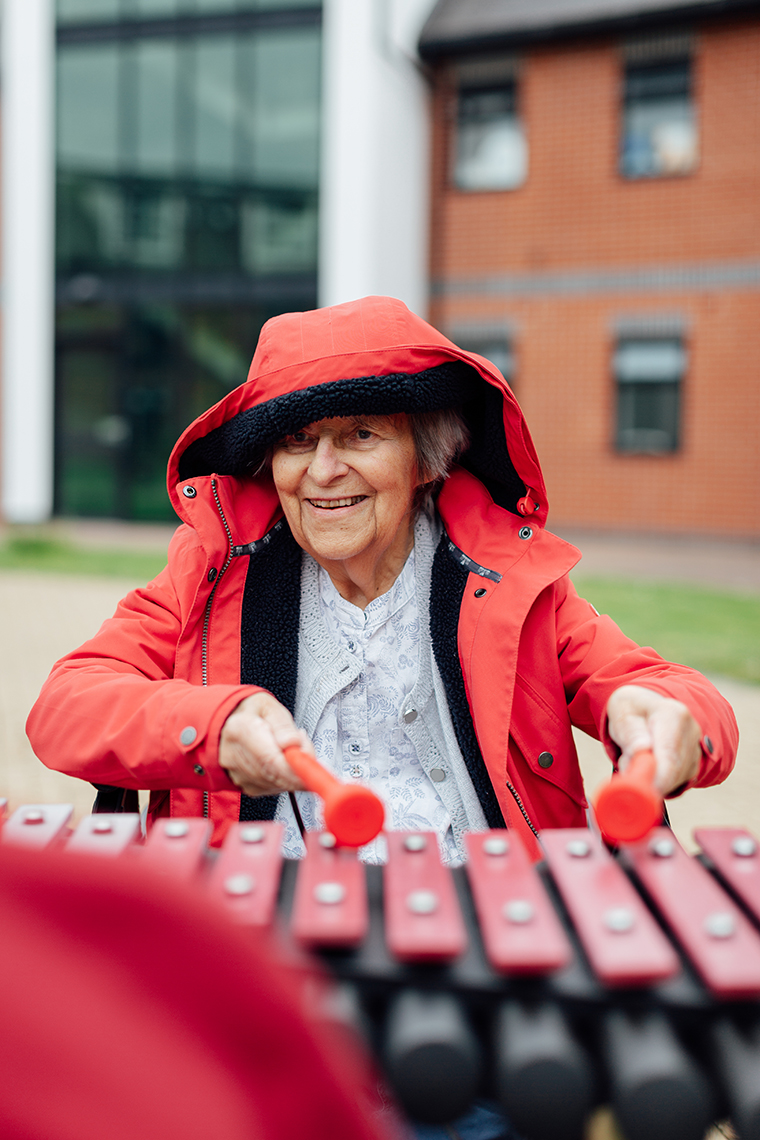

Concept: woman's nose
[[308, 437, 348, 484]]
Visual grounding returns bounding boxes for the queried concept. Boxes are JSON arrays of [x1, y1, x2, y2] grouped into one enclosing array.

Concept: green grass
[[0, 534, 167, 582], [573, 575, 760, 685]]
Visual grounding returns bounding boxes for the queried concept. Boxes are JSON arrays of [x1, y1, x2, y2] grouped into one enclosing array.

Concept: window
[[451, 327, 515, 386], [453, 59, 527, 192], [614, 338, 685, 454], [56, 0, 309, 20], [620, 38, 697, 179]]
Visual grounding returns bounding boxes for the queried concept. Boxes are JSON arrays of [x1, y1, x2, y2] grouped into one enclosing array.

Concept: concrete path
[[1, 524, 759, 851], [559, 527, 760, 593]]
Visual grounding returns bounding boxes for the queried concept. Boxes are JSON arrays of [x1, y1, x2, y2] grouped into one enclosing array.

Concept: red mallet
[[593, 749, 663, 844], [283, 745, 385, 848]]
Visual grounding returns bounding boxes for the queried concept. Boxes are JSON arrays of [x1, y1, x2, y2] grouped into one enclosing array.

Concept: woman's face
[[271, 414, 419, 574]]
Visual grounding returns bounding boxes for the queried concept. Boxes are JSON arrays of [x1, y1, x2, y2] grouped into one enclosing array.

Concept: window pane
[[134, 1, 182, 19], [242, 29, 321, 189], [136, 41, 179, 176], [615, 339, 687, 382], [455, 84, 527, 192], [617, 382, 679, 452], [57, 0, 120, 22], [615, 337, 683, 453], [621, 60, 697, 178], [57, 45, 120, 173], [193, 0, 319, 8], [240, 199, 318, 273], [194, 38, 237, 178], [455, 338, 514, 382]]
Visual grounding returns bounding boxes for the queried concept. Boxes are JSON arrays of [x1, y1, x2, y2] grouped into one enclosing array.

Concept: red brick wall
[[428, 17, 760, 537]]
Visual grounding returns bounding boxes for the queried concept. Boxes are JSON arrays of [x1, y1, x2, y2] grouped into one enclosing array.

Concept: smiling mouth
[[307, 496, 367, 509]]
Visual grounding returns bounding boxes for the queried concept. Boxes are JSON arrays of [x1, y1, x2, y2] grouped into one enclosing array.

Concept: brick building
[[420, 0, 760, 538]]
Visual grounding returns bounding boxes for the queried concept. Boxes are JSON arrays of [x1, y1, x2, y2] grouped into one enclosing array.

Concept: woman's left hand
[[605, 685, 702, 796]]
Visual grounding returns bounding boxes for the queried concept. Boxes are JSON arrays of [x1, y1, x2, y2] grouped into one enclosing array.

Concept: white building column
[[319, 0, 437, 317], [1, 0, 56, 523]]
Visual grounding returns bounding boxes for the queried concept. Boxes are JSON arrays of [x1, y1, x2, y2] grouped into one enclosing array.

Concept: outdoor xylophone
[[4, 799, 760, 1140]]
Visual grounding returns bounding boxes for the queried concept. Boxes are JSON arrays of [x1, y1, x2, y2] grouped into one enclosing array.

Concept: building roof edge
[[419, 0, 760, 60]]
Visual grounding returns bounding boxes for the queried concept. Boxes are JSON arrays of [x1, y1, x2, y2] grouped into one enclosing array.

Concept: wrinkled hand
[[219, 691, 311, 797], [606, 685, 702, 796]]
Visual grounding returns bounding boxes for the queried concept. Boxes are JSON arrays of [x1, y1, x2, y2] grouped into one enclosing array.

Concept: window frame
[[618, 32, 698, 182], [449, 55, 527, 194]]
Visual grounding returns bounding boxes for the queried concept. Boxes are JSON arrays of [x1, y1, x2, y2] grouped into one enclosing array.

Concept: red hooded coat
[[27, 297, 737, 848]]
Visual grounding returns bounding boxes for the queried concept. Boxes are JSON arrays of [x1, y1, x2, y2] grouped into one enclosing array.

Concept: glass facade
[[55, 0, 321, 518]]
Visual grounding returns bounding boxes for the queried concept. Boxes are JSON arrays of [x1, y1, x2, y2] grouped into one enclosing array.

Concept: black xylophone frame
[[3, 799, 760, 1140]]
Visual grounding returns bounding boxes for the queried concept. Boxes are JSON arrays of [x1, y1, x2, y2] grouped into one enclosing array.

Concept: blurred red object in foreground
[[0, 841, 401, 1140], [594, 749, 663, 844]]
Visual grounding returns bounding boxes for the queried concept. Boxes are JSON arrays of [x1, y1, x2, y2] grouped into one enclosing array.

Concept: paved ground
[[559, 527, 760, 593], [2, 523, 759, 854]]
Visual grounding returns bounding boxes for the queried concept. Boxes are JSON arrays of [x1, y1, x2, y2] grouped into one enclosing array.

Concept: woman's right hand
[[219, 691, 310, 797]]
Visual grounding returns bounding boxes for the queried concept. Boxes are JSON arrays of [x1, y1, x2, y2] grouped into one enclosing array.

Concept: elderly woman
[[29, 295, 736, 868]]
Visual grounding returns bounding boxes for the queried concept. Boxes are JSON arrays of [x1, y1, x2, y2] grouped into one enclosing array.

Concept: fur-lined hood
[[168, 295, 547, 527]]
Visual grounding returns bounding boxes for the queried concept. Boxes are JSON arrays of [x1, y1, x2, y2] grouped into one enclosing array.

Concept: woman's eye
[[279, 432, 313, 451], [355, 429, 374, 441]]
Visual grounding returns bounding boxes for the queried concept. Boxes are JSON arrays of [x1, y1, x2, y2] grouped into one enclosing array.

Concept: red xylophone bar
[[5, 804, 760, 1140]]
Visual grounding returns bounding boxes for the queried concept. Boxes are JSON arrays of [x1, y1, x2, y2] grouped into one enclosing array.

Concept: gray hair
[[410, 407, 470, 511], [254, 407, 470, 513]]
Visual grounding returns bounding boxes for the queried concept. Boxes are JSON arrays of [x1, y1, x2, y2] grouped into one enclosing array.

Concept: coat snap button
[[182, 485, 197, 498], [703, 735, 714, 755], [538, 751, 554, 769], [180, 726, 197, 746], [518, 526, 533, 540], [474, 587, 487, 598], [207, 567, 218, 583], [193, 764, 205, 776]]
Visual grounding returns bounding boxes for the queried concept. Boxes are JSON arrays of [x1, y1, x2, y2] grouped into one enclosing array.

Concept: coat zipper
[[198, 493, 541, 840], [201, 478, 235, 819], [506, 781, 540, 839]]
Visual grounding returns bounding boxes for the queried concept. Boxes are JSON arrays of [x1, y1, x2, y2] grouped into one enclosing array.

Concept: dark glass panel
[[56, 28, 320, 276], [58, 0, 319, 23], [55, 300, 315, 519], [57, 44, 120, 173], [616, 382, 680, 453]]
